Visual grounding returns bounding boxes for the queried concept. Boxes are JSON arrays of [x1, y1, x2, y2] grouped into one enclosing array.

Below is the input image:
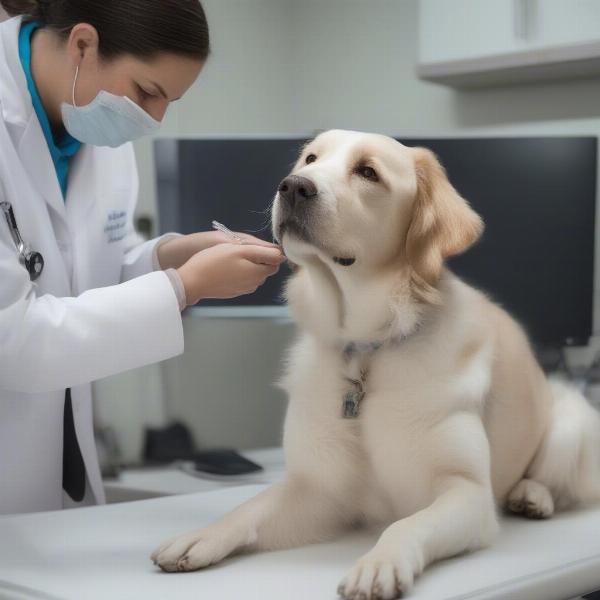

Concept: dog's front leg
[[338, 474, 498, 599], [152, 479, 347, 572], [339, 411, 500, 600]]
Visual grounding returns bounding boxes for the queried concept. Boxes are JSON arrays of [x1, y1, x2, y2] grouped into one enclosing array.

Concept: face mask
[[61, 65, 161, 148]]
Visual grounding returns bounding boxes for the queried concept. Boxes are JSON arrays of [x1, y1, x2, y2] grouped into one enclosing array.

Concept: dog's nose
[[278, 175, 317, 207]]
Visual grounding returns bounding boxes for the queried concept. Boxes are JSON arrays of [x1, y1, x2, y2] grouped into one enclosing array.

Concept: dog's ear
[[406, 147, 483, 300]]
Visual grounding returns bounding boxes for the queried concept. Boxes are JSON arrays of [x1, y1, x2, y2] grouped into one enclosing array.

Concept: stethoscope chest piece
[[24, 250, 44, 281]]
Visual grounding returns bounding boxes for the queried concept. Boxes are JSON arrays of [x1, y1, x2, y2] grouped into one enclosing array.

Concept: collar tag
[[342, 388, 365, 418], [339, 327, 418, 419]]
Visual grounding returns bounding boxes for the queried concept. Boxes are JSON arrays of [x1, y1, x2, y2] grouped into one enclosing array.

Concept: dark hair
[[1, 0, 210, 61]]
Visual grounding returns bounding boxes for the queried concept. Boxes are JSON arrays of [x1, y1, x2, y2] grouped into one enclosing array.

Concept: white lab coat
[[0, 17, 185, 514]]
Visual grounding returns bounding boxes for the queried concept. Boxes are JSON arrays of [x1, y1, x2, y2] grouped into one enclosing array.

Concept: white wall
[[286, 0, 600, 131]]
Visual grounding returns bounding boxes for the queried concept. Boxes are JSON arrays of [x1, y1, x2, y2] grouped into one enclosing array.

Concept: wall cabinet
[[418, 0, 600, 88]]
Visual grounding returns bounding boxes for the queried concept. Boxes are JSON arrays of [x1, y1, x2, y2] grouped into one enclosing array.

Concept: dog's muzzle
[[275, 175, 356, 267]]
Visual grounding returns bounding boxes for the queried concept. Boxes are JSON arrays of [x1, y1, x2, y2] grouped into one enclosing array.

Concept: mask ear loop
[[72, 65, 80, 108]]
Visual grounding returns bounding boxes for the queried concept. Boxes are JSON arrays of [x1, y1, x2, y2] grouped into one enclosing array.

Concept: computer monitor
[[155, 136, 597, 347]]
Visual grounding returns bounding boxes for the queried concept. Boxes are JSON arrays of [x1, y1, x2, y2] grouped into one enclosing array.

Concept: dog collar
[[339, 328, 418, 419], [341, 333, 409, 359], [343, 340, 383, 357]]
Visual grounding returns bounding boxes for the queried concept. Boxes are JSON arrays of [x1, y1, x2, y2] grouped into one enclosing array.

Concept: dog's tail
[[526, 377, 600, 510]]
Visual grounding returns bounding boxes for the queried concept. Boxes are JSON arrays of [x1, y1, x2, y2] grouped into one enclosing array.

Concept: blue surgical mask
[[61, 65, 161, 148]]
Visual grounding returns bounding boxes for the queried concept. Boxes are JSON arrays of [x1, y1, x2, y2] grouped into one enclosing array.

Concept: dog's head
[[272, 130, 483, 302]]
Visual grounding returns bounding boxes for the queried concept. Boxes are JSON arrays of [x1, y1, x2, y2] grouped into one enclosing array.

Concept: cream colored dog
[[153, 130, 600, 599]]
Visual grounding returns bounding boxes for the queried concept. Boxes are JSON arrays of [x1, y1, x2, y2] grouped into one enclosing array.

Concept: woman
[[0, 0, 285, 514]]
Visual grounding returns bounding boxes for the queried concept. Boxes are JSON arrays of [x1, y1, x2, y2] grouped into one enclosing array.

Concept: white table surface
[[1, 482, 600, 600]]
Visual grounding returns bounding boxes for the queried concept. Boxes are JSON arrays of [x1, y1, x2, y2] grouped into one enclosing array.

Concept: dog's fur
[[153, 130, 600, 599]]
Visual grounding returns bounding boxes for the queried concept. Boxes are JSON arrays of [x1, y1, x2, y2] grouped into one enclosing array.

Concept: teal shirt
[[18, 20, 81, 199]]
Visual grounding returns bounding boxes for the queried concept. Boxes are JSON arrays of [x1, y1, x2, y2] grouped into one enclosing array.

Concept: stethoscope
[[0, 198, 44, 282]]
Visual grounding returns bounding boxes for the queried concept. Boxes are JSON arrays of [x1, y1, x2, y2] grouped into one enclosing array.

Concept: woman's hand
[[177, 243, 285, 306], [158, 230, 277, 270]]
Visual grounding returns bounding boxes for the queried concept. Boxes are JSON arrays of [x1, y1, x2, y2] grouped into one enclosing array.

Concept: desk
[[1, 483, 600, 600], [103, 447, 286, 501]]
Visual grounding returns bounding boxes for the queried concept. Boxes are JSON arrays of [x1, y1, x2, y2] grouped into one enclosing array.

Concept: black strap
[[62, 388, 86, 502]]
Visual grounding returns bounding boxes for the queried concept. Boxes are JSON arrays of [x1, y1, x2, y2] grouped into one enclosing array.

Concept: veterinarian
[[0, 0, 284, 514]]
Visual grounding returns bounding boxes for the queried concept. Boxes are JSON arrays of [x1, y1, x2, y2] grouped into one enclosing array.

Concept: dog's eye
[[356, 165, 379, 182], [306, 154, 317, 164]]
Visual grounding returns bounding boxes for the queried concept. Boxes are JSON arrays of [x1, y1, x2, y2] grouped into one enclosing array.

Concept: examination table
[[1, 479, 600, 600]]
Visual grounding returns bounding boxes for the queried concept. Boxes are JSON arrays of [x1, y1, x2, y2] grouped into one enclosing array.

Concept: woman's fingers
[[240, 245, 286, 266], [236, 233, 279, 248]]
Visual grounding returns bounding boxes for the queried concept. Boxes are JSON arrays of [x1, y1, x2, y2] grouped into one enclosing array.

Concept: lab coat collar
[[0, 16, 67, 222], [0, 17, 32, 128]]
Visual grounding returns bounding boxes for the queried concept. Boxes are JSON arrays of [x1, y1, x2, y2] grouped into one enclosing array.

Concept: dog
[[152, 130, 600, 599]]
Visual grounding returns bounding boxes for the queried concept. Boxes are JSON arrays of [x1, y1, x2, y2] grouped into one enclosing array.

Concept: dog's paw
[[151, 526, 241, 573], [337, 546, 424, 600], [507, 478, 554, 519]]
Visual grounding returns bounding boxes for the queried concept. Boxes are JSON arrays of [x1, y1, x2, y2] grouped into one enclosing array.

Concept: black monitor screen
[[155, 136, 596, 346]]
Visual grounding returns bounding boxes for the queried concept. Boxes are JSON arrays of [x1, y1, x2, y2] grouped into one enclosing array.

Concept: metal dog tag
[[342, 389, 365, 419]]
